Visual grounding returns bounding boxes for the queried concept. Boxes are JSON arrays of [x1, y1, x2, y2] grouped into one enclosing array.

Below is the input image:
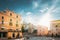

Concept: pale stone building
[[37, 25, 48, 36]]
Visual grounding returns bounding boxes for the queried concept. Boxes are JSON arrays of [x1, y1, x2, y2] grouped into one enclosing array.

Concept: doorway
[[12, 32, 15, 38], [0, 32, 7, 38]]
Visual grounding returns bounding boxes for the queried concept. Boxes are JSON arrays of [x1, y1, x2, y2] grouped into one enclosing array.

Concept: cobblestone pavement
[[24, 37, 60, 40], [0, 37, 60, 40]]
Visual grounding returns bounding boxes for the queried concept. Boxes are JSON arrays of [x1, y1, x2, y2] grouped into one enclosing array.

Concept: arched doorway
[[12, 32, 15, 38]]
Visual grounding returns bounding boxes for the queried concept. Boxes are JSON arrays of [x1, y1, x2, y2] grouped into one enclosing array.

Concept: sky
[[0, 0, 60, 26]]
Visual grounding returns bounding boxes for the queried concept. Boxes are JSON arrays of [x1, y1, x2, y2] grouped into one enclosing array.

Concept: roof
[[51, 20, 60, 23]]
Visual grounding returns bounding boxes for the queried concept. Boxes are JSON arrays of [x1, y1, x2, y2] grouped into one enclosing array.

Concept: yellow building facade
[[49, 20, 60, 36], [0, 9, 22, 38]]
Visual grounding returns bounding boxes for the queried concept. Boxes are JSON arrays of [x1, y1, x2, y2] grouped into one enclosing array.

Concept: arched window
[[10, 13, 12, 16], [2, 21, 4, 24], [10, 19, 12, 22], [16, 24, 18, 27], [9, 22, 13, 26], [56, 25, 58, 27], [2, 16, 4, 19], [16, 15, 18, 18]]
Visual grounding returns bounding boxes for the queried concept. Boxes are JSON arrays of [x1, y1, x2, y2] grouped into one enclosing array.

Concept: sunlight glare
[[40, 13, 51, 30]]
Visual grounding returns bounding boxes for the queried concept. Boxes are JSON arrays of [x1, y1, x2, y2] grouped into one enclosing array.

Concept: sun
[[40, 13, 51, 30]]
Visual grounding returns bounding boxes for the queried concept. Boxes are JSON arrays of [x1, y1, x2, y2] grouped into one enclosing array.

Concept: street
[[0, 37, 60, 40]]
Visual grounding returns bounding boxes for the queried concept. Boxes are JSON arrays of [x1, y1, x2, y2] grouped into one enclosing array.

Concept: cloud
[[22, 0, 60, 26], [23, 12, 32, 23], [26, 12, 32, 15], [33, 2, 38, 9], [52, 7, 60, 13], [39, 8, 48, 13], [19, 10, 25, 16], [23, 12, 40, 26], [25, 15, 32, 23]]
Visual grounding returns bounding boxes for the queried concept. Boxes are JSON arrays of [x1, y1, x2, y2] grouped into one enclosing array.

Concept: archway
[[12, 32, 15, 38]]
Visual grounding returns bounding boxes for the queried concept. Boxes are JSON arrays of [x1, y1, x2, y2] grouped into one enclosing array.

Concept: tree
[[21, 26, 25, 33]]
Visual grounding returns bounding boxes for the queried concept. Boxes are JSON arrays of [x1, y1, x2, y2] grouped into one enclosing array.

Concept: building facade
[[0, 9, 22, 38], [37, 25, 48, 36], [28, 23, 34, 33], [49, 20, 60, 36]]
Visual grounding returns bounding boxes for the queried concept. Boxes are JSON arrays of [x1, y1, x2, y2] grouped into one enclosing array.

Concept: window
[[56, 25, 58, 27], [10, 13, 12, 16], [16, 24, 18, 27], [16, 15, 18, 18], [16, 21, 18, 27], [2, 21, 4, 24], [2, 16, 4, 25], [2, 16, 4, 19], [9, 22, 13, 26], [1, 28, 4, 30], [10, 19, 12, 21], [9, 19, 13, 26]]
